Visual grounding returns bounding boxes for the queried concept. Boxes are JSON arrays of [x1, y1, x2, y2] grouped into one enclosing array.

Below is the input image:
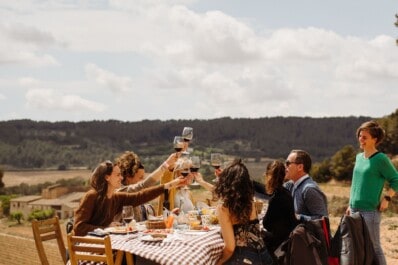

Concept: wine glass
[[210, 153, 222, 182], [173, 136, 184, 152], [210, 153, 222, 169], [122, 206, 135, 226], [180, 151, 190, 159], [182, 127, 193, 141], [190, 156, 201, 186], [180, 158, 191, 178]]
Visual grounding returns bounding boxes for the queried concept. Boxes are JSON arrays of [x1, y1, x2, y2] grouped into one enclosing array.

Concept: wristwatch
[[384, 195, 392, 202]]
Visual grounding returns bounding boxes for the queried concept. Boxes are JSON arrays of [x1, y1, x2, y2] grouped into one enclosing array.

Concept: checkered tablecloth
[[111, 228, 224, 265]]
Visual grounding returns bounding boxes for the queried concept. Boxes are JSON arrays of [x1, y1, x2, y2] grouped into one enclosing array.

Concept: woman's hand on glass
[[166, 176, 188, 189], [214, 168, 222, 177], [193, 172, 204, 183]]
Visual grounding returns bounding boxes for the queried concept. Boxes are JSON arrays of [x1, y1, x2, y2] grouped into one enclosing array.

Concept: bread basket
[[145, 220, 166, 229]]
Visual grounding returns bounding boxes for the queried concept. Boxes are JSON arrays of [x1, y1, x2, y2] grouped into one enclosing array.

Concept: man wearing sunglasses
[[283, 149, 328, 222]]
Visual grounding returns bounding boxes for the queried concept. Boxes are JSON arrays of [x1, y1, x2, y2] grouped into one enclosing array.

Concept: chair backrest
[[67, 234, 114, 265], [31, 216, 67, 265]]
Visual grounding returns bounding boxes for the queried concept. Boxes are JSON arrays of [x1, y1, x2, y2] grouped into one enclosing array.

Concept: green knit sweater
[[349, 152, 398, 211]]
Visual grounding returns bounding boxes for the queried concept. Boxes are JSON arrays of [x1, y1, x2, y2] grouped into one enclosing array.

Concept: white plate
[[140, 235, 164, 242]]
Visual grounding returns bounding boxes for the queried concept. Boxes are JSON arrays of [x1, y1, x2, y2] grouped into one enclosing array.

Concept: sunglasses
[[285, 160, 301, 167]]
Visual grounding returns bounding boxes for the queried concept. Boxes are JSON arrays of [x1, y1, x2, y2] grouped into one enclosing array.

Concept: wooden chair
[[67, 234, 115, 265], [31, 216, 67, 265]]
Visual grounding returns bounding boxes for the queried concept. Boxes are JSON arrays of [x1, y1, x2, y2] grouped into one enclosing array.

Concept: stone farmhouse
[[10, 184, 84, 219]]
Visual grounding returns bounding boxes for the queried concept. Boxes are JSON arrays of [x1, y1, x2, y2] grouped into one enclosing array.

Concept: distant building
[[29, 192, 84, 219], [10, 195, 42, 218], [9, 184, 86, 219], [42, 184, 69, 199]]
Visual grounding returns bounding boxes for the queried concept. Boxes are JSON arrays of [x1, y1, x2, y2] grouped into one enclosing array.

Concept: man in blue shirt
[[283, 149, 328, 221]]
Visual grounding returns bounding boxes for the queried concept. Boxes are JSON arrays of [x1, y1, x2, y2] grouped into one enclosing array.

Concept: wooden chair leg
[[114, 251, 124, 265], [125, 252, 134, 265]]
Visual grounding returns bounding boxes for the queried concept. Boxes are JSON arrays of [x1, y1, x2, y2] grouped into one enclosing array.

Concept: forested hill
[[0, 116, 375, 170]]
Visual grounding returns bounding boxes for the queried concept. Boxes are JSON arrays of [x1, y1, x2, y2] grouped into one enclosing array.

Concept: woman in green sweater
[[347, 120, 398, 265]]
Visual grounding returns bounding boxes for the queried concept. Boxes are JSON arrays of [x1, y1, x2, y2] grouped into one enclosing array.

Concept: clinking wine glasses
[[190, 156, 201, 186], [178, 157, 191, 178], [173, 136, 184, 152], [210, 153, 222, 169], [210, 153, 223, 182], [182, 127, 193, 141]]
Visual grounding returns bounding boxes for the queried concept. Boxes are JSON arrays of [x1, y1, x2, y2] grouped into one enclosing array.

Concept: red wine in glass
[[173, 136, 184, 152], [190, 167, 199, 172], [123, 217, 134, 224], [210, 153, 222, 169], [211, 164, 221, 169]]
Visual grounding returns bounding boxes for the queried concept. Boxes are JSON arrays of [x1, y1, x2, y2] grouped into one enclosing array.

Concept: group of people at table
[[72, 121, 398, 265]]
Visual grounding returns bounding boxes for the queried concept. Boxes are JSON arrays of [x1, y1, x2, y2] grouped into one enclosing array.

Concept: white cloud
[[0, 1, 397, 122], [0, 22, 60, 66], [25, 88, 107, 113], [1, 22, 56, 46], [85, 63, 133, 93], [19, 77, 41, 87], [0, 93, 6, 100]]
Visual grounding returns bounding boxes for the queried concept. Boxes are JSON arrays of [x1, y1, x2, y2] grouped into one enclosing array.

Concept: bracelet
[[384, 195, 391, 202]]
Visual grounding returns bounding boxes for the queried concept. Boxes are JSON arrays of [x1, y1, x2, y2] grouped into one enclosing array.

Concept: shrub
[[10, 211, 24, 224], [311, 159, 332, 183], [28, 209, 55, 221]]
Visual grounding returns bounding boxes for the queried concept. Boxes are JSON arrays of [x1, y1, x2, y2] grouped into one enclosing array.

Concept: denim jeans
[[224, 247, 274, 265], [351, 209, 386, 265]]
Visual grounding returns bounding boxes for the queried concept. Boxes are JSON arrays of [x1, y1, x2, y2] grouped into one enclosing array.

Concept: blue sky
[[1, 0, 397, 122]]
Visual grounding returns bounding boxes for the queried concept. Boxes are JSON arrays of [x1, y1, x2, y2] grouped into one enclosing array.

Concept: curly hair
[[265, 160, 286, 194], [214, 158, 254, 224], [115, 151, 143, 184]]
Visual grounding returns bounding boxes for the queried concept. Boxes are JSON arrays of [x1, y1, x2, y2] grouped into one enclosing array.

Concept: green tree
[[0, 195, 17, 216], [379, 110, 398, 155], [10, 211, 23, 224], [330, 145, 357, 181], [311, 158, 332, 183]]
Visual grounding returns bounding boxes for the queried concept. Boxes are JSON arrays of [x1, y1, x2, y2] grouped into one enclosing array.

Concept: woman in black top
[[260, 160, 298, 254]]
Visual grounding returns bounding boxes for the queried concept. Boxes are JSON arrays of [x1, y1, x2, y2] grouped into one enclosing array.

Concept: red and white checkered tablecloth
[[111, 228, 224, 265]]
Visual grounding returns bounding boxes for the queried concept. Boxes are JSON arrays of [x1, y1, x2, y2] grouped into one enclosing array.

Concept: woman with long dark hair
[[214, 158, 274, 265], [262, 160, 298, 255]]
